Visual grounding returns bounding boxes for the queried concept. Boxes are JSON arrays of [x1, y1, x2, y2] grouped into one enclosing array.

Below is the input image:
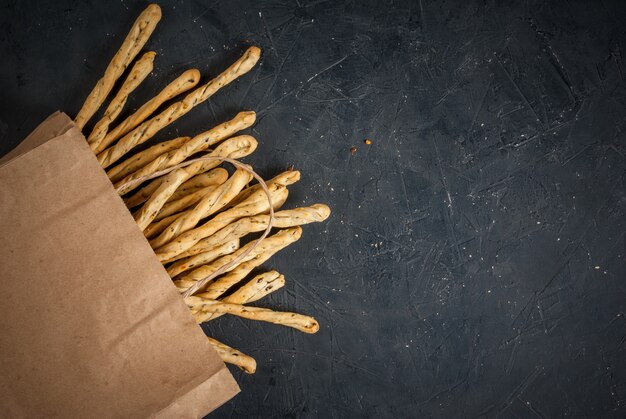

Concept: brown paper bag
[[0, 112, 239, 418]]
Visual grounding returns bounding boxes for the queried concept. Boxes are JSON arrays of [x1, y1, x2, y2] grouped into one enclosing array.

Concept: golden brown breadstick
[[113, 113, 255, 194], [167, 240, 239, 278], [108, 136, 190, 185], [174, 227, 302, 291], [153, 184, 219, 222], [206, 337, 256, 374], [163, 204, 331, 263], [166, 169, 228, 202], [149, 168, 253, 249], [87, 51, 155, 151], [191, 300, 319, 333], [133, 168, 190, 230], [144, 212, 180, 239], [75, 4, 161, 129], [195, 240, 291, 299], [96, 46, 261, 168], [229, 170, 301, 207], [94, 69, 201, 154], [154, 183, 289, 262]]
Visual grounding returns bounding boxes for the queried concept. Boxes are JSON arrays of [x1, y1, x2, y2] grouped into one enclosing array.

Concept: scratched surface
[[1, 0, 626, 417]]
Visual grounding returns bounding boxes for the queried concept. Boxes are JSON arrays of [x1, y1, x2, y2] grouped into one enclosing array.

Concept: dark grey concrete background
[[1, 0, 626, 417]]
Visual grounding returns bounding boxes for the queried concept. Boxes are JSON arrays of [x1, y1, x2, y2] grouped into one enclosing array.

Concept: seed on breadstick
[[94, 69, 201, 154], [153, 183, 220, 222], [133, 168, 190, 230], [190, 300, 319, 334], [87, 51, 155, 152], [75, 4, 161, 129], [207, 337, 256, 374], [108, 136, 190, 186], [195, 240, 290, 299], [229, 170, 301, 207], [155, 183, 289, 262], [149, 168, 253, 249], [174, 227, 302, 291], [166, 240, 239, 277], [96, 46, 261, 168], [113, 112, 255, 194], [160, 203, 328, 264], [166, 169, 228, 202]]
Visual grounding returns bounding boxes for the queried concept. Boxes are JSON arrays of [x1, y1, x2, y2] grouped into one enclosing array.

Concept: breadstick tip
[[143, 51, 157, 60], [310, 203, 331, 220], [146, 3, 162, 18], [236, 110, 256, 126], [183, 68, 201, 83]]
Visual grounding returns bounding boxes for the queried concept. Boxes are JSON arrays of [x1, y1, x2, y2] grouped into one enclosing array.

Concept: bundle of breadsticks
[[73, 4, 329, 375]]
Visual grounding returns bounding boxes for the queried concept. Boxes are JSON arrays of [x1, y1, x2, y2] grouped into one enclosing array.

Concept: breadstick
[[96, 46, 261, 168], [133, 168, 190, 230], [153, 183, 219, 222], [108, 136, 190, 185], [166, 169, 228, 202], [154, 183, 289, 262], [194, 239, 291, 299], [94, 69, 201, 154], [113, 113, 255, 194], [191, 271, 285, 322], [149, 168, 253, 249], [161, 204, 330, 263], [87, 51, 155, 151], [230, 170, 301, 207], [191, 300, 319, 334], [174, 227, 302, 291], [207, 337, 256, 374], [167, 240, 239, 278], [144, 212, 180, 239], [75, 4, 161, 129]]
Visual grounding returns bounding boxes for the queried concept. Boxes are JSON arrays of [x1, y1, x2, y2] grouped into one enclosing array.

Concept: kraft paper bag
[[0, 112, 239, 418]]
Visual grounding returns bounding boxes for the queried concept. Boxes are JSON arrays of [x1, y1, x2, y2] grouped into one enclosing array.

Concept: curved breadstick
[[194, 238, 291, 298], [113, 113, 255, 194], [174, 227, 301, 291], [191, 271, 285, 322], [206, 337, 256, 374], [161, 204, 330, 264], [87, 51, 155, 151], [94, 69, 201, 154], [109, 136, 190, 186], [229, 170, 301, 207], [192, 300, 319, 334], [133, 168, 190, 230], [96, 46, 261, 168], [144, 212, 180, 239], [153, 183, 220, 222], [75, 4, 161, 129], [166, 169, 228, 202], [155, 183, 289, 262], [167, 240, 239, 277], [149, 168, 253, 249]]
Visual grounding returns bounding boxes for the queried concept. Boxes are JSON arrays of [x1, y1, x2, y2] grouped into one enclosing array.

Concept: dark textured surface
[[1, 0, 626, 417]]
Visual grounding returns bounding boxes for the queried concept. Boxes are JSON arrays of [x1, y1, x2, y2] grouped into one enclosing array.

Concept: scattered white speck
[[595, 266, 600, 270]]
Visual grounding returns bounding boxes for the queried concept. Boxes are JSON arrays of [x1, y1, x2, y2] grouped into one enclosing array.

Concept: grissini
[[167, 240, 239, 277], [190, 300, 319, 334], [154, 183, 289, 262], [133, 168, 190, 230], [96, 46, 261, 168], [113, 112, 255, 193], [94, 68, 201, 154], [206, 337, 256, 374], [153, 183, 220, 222], [192, 271, 285, 323], [108, 136, 190, 185], [74, 4, 162, 129], [174, 227, 302, 291], [162, 204, 331, 263], [229, 170, 300, 207], [87, 51, 155, 152], [149, 168, 253, 249], [166, 169, 228, 202]]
